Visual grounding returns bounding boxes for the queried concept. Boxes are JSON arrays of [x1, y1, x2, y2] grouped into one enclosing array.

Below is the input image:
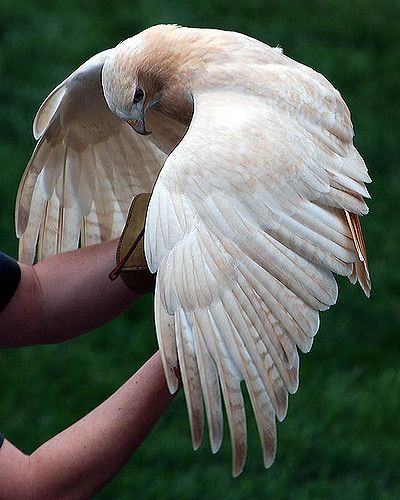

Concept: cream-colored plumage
[[16, 25, 371, 475]]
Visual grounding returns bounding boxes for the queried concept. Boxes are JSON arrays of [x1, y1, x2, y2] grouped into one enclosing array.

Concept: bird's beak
[[128, 116, 151, 136]]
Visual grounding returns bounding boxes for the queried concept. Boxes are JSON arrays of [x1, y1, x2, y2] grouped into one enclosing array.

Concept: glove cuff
[[112, 193, 155, 294]]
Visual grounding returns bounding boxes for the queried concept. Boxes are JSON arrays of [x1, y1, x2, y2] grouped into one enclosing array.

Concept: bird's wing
[[144, 79, 371, 475], [16, 50, 166, 263]]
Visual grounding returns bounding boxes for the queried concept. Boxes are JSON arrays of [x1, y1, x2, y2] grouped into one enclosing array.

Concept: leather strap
[[110, 193, 155, 294]]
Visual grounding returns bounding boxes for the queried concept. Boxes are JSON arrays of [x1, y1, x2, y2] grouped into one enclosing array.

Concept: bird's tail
[[345, 210, 371, 297]]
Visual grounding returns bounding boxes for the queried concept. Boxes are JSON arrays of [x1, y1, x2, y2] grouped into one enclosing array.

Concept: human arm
[[0, 351, 178, 499], [0, 240, 139, 348]]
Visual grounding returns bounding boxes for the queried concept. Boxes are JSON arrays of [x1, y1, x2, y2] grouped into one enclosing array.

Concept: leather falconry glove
[[109, 192, 155, 294]]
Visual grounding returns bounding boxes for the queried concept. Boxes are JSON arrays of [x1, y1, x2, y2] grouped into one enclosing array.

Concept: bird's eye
[[133, 87, 144, 103]]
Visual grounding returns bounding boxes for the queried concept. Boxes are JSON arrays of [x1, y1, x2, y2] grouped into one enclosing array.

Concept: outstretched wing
[[16, 50, 166, 263], [144, 74, 371, 475]]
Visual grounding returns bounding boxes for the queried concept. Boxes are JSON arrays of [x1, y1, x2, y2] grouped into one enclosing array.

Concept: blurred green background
[[0, 0, 399, 498]]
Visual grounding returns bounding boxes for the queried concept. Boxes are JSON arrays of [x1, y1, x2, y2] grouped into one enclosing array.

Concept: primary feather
[[16, 24, 371, 475]]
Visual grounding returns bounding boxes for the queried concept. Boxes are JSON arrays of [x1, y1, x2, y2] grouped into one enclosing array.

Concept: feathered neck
[[118, 25, 226, 91]]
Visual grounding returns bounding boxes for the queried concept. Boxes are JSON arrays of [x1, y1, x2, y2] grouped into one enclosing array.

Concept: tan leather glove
[[109, 193, 156, 294]]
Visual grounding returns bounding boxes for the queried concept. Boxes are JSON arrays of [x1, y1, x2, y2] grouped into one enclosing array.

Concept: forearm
[[0, 240, 139, 347], [0, 352, 177, 499]]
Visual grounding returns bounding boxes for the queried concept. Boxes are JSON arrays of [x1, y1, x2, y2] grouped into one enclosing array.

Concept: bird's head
[[102, 26, 194, 136], [102, 33, 165, 135]]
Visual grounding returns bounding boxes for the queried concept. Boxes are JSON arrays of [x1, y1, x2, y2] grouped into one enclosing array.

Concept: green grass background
[[0, 1, 399, 498]]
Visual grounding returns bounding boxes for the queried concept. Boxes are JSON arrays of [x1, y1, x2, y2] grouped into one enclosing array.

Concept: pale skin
[[0, 240, 139, 347], [0, 240, 178, 499]]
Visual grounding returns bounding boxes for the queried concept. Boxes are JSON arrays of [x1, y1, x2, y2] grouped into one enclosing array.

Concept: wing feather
[[191, 311, 223, 453], [16, 50, 166, 263], [205, 305, 247, 477], [345, 211, 371, 296], [18, 181, 45, 263], [231, 278, 294, 413], [145, 83, 370, 474], [221, 291, 278, 468], [33, 81, 67, 140], [175, 308, 204, 450], [154, 272, 179, 393]]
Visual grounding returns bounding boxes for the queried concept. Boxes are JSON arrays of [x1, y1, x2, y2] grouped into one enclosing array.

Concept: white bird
[[16, 24, 371, 476]]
